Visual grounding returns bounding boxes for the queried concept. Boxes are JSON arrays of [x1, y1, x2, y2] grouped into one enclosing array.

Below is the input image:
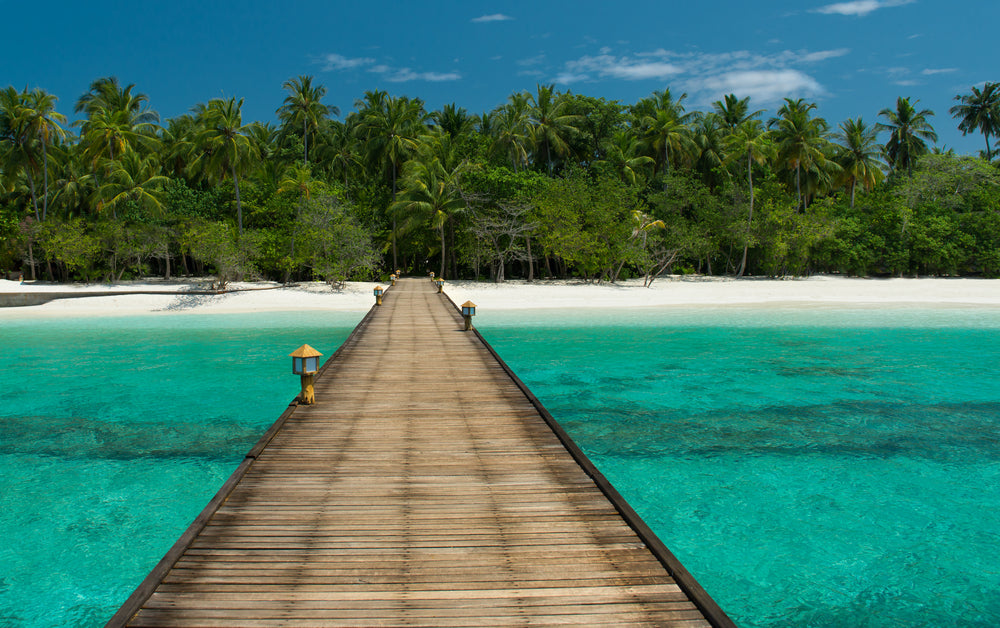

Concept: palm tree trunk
[[526, 234, 534, 282], [42, 138, 49, 221], [738, 151, 754, 277], [28, 168, 40, 222], [450, 221, 458, 279], [796, 164, 802, 212], [391, 165, 398, 271], [27, 241, 36, 280], [232, 164, 243, 234], [439, 223, 446, 280], [850, 179, 857, 209]]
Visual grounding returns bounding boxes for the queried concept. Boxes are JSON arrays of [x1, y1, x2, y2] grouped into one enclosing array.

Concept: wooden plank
[[109, 278, 732, 628]]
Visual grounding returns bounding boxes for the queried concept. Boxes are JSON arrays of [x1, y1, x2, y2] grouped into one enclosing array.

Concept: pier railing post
[[461, 301, 476, 331], [289, 344, 323, 405]]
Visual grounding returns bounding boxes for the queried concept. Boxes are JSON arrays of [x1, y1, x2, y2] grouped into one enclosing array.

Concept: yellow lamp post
[[374, 285, 384, 306], [461, 301, 476, 331], [290, 344, 323, 405], [389, 274, 396, 286], [435, 277, 445, 293], [430, 271, 435, 280]]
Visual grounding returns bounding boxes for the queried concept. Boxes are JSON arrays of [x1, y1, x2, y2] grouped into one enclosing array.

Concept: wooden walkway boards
[[109, 278, 734, 627]]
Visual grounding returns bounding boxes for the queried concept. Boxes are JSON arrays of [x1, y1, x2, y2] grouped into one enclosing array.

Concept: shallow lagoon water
[[0, 311, 362, 627], [479, 306, 1000, 627], [2, 305, 1000, 626]]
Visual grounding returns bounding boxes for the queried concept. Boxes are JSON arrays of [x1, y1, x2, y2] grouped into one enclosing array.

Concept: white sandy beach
[[4, 275, 1000, 318]]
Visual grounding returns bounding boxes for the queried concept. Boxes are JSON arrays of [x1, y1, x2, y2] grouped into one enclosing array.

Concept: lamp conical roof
[[289, 344, 323, 358]]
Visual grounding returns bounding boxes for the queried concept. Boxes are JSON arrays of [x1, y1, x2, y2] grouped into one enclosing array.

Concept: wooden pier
[[109, 277, 735, 627]]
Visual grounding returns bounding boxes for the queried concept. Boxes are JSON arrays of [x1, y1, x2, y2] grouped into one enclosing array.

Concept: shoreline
[[4, 275, 1000, 319]]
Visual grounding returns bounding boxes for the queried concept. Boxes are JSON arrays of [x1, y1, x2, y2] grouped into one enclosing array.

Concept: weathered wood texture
[[111, 278, 731, 627]]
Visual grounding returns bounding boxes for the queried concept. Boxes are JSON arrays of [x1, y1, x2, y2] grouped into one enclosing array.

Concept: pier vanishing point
[[109, 277, 735, 627]]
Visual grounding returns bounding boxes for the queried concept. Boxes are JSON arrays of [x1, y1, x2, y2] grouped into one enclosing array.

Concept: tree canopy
[[2, 76, 1000, 284]]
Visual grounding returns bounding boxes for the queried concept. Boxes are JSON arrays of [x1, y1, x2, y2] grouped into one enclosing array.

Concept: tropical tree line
[[2, 76, 1000, 284]]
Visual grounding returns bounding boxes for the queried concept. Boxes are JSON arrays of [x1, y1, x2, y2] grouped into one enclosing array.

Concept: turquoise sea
[[2, 305, 1000, 626]]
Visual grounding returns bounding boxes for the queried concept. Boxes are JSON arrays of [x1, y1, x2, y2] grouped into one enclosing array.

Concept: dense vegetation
[[2, 77, 999, 285]]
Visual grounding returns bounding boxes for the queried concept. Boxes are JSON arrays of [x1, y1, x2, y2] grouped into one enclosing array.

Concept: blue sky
[[3, 0, 996, 155]]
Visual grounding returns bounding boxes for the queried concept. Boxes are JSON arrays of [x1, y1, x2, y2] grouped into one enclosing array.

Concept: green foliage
[[294, 194, 379, 284], [460, 163, 547, 201], [37, 218, 99, 280], [163, 178, 227, 221], [531, 170, 642, 280], [182, 220, 257, 287], [4, 77, 1000, 282]]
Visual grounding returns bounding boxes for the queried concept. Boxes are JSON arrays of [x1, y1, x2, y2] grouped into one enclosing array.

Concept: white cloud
[[320, 53, 375, 72], [922, 68, 957, 75], [320, 53, 460, 83], [375, 67, 461, 82], [563, 54, 685, 81], [552, 72, 590, 85], [813, 0, 915, 17], [471, 13, 513, 23], [552, 47, 843, 103], [800, 48, 852, 63], [517, 54, 546, 67], [689, 70, 825, 104]]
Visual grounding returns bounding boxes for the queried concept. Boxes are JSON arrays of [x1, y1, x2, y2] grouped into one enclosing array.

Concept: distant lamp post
[[390, 274, 396, 286], [290, 344, 323, 405], [461, 301, 476, 331], [430, 271, 435, 280], [374, 285, 384, 306], [435, 277, 445, 293]]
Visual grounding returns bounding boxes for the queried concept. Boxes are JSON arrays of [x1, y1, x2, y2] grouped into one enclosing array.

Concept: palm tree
[[98, 151, 170, 215], [833, 117, 885, 208], [353, 91, 427, 269], [0, 87, 42, 220], [23, 88, 67, 221], [724, 120, 773, 276], [596, 130, 654, 186], [712, 94, 764, 132], [74, 79, 161, 219], [50, 145, 93, 218], [76, 77, 157, 120], [691, 113, 726, 189], [315, 120, 361, 190], [950, 83, 1000, 161], [490, 94, 531, 172], [641, 109, 694, 186], [768, 98, 830, 210], [877, 97, 937, 177], [79, 106, 161, 166], [527, 84, 581, 173], [277, 75, 338, 166], [160, 114, 200, 180], [634, 88, 689, 122], [391, 156, 465, 279], [277, 165, 323, 279], [431, 103, 475, 140], [193, 97, 259, 234]]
